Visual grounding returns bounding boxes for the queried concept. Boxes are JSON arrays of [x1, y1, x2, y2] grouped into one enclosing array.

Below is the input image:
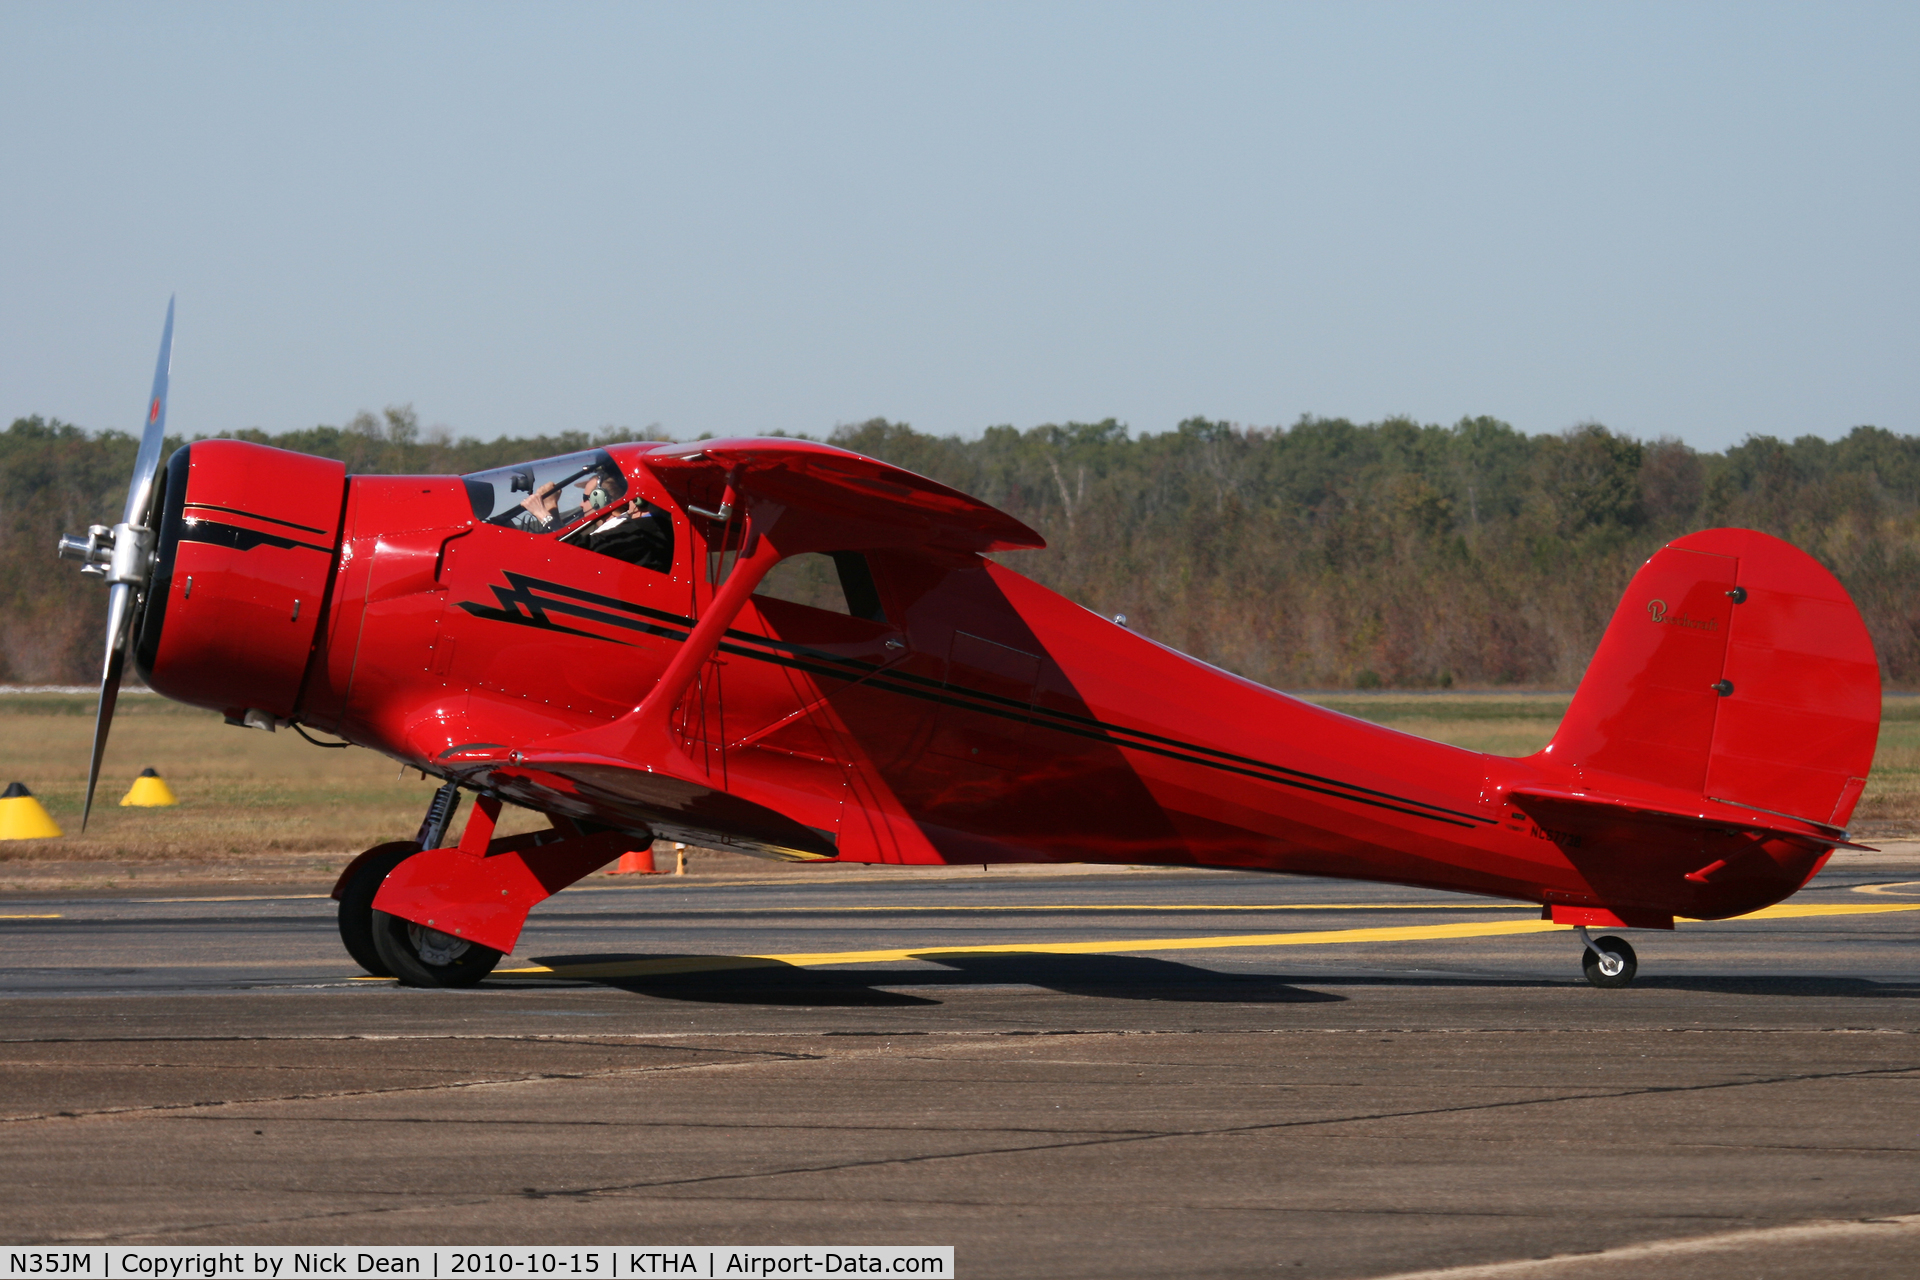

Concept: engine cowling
[[133, 440, 348, 722]]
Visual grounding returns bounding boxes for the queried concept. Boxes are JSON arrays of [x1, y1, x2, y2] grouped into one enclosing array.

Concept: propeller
[[56, 298, 175, 830]]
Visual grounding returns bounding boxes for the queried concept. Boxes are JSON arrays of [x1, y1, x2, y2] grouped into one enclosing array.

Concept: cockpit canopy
[[461, 447, 675, 574], [461, 448, 629, 535]]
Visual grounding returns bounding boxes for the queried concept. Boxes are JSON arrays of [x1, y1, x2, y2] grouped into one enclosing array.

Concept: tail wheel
[[370, 908, 502, 987], [336, 842, 419, 977], [1582, 935, 1638, 989]]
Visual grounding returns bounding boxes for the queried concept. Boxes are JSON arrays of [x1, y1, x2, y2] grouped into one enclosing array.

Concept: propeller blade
[[82, 298, 176, 831], [81, 584, 133, 831], [125, 295, 175, 528]]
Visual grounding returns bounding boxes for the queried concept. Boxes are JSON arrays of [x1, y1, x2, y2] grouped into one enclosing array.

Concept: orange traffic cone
[[0, 783, 62, 840], [612, 846, 657, 874]]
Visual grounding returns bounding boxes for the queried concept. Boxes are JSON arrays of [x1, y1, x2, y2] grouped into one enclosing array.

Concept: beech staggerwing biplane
[[60, 305, 1881, 988]]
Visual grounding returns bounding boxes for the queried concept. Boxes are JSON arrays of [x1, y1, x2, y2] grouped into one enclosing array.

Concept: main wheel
[[370, 908, 502, 987], [337, 842, 419, 976], [1582, 935, 1638, 989]]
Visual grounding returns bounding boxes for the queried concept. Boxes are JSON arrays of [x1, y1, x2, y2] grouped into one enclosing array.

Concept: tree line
[[5, 407, 1918, 690]]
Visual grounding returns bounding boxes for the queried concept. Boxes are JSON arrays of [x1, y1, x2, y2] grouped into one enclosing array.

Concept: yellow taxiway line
[[492, 900, 1920, 981], [0, 914, 61, 920], [131, 894, 332, 903], [724, 902, 1528, 913], [1732, 902, 1920, 919], [1853, 880, 1920, 896]]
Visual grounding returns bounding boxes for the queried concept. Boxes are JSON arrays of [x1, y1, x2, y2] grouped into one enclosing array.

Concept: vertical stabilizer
[[1537, 529, 1879, 829]]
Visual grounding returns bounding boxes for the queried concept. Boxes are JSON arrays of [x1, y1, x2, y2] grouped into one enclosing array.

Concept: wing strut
[[516, 492, 786, 774], [630, 498, 782, 743]]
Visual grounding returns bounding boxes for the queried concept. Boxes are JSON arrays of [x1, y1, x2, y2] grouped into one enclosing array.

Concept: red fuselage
[[136, 437, 1880, 928]]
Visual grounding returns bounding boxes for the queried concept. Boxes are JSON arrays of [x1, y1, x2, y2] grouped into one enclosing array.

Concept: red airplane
[[62, 307, 1882, 989]]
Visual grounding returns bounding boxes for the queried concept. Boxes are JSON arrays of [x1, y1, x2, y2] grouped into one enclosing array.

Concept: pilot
[[579, 468, 618, 515], [516, 481, 562, 531], [517, 466, 618, 532], [580, 488, 673, 572]]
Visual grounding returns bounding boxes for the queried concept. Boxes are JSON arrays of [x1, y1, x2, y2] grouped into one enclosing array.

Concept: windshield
[[462, 449, 629, 534]]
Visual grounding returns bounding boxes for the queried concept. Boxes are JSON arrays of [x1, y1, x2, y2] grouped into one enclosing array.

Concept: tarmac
[[1, 850, 1916, 1278]]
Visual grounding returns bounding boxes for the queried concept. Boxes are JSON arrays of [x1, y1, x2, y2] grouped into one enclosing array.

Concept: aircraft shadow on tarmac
[[518, 952, 1346, 1006], [1164, 974, 1920, 999], [510, 956, 1919, 1005], [1626, 975, 1920, 998]]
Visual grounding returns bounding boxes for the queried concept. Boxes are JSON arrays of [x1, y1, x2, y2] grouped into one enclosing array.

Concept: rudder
[[1539, 529, 1880, 829]]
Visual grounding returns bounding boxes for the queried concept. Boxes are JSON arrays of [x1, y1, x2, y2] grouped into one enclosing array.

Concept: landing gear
[[336, 841, 419, 976], [334, 784, 623, 988], [335, 782, 488, 984], [369, 908, 502, 987], [1577, 927, 1637, 988]]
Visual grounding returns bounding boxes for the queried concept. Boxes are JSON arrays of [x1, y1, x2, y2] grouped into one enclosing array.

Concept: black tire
[[337, 842, 419, 977], [1582, 935, 1638, 989], [370, 908, 502, 988]]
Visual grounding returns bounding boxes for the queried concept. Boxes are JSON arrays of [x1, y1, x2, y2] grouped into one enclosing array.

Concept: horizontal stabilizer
[[1510, 787, 1874, 852]]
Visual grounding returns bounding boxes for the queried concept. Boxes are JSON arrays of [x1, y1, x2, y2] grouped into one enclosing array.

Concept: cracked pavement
[[1, 861, 1916, 1278]]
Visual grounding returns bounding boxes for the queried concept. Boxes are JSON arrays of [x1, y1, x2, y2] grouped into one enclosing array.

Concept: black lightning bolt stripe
[[456, 571, 695, 644], [178, 519, 332, 555], [460, 571, 1493, 829], [183, 502, 329, 535]]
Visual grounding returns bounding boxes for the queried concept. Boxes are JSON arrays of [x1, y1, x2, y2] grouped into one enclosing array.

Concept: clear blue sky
[[2, 2, 1913, 451]]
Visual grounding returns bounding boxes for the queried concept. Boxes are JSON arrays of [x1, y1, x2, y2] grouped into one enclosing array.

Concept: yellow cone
[[120, 767, 179, 805], [0, 783, 63, 840], [121, 768, 178, 808]]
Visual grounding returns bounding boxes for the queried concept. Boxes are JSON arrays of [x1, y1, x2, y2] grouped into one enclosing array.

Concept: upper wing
[[640, 438, 1045, 555]]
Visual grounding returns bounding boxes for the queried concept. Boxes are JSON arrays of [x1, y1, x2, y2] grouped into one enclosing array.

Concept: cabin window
[[462, 449, 674, 573], [462, 449, 629, 534], [753, 552, 887, 622]]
